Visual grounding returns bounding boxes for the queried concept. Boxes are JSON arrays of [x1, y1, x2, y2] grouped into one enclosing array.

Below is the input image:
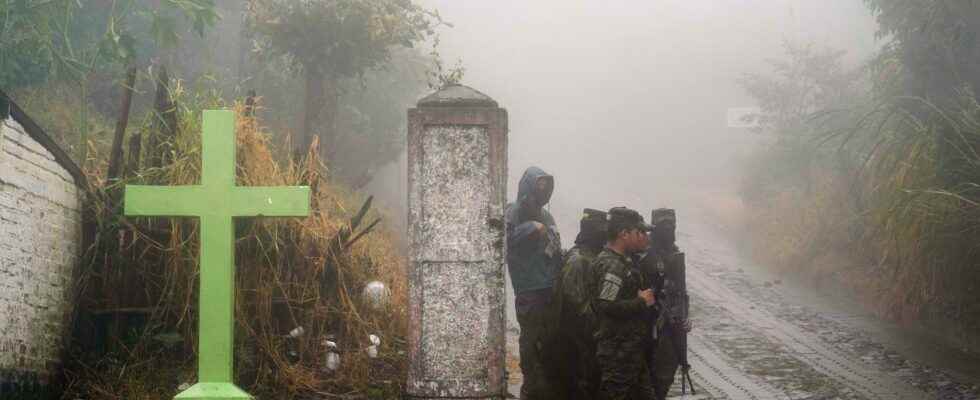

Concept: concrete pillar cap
[[417, 84, 498, 108]]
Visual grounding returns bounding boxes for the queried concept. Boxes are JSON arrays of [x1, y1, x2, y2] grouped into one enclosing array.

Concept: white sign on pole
[[727, 107, 761, 129]]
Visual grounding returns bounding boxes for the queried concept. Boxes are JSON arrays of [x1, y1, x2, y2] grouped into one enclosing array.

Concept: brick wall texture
[[0, 117, 81, 389]]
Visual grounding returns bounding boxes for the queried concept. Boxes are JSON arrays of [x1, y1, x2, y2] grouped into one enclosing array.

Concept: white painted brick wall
[[0, 117, 81, 384]]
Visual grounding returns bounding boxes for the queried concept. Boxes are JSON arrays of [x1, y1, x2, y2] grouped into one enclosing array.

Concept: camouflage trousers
[[555, 324, 599, 400], [516, 302, 562, 400], [596, 336, 653, 400], [649, 329, 680, 400]]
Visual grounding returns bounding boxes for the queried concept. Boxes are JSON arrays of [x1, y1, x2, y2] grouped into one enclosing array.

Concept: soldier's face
[[624, 228, 647, 252], [636, 229, 650, 250]]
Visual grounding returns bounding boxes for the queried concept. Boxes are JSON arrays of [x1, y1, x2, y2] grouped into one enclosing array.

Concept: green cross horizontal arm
[[125, 186, 310, 217], [124, 110, 310, 400]]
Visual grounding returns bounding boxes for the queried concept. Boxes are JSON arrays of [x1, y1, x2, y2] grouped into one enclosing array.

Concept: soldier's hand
[[530, 221, 545, 237], [638, 289, 655, 306]]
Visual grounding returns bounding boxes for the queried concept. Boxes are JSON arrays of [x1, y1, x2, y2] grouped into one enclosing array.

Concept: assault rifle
[[648, 250, 695, 395]]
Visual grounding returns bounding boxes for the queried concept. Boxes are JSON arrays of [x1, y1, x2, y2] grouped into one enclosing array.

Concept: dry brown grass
[[64, 102, 408, 399]]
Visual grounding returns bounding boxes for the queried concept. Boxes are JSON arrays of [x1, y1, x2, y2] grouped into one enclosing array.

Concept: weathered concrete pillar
[[406, 84, 507, 399]]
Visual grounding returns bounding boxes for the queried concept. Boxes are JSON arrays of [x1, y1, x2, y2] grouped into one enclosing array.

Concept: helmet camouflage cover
[[651, 208, 676, 226]]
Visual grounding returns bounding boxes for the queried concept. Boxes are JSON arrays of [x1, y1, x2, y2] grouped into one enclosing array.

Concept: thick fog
[[398, 0, 879, 241]]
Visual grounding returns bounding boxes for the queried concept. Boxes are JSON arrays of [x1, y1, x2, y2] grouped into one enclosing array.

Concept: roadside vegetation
[[1, 0, 461, 397], [737, 1, 980, 349]]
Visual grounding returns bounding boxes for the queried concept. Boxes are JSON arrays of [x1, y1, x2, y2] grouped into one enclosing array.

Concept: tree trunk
[[126, 132, 142, 178], [301, 68, 324, 156], [148, 66, 178, 171], [238, 0, 255, 82], [107, 67, 138, 184], [78, 79, 88, 163], [245, 89, 257, 117], [300, 68, 338, 164]]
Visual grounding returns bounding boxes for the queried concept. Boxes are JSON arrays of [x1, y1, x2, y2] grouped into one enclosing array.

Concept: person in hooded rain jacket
[[506, 166, 563, 400]]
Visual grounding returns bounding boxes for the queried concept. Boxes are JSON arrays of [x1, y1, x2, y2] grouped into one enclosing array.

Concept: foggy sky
[[421, 0, 878, 239]]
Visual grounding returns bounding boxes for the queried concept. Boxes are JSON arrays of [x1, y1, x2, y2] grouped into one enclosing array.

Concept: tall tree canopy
[[249, 0, 439, 168], [0, 0, 218, 88], [866, 0, 980, 100], [866, 0, 980, 185]]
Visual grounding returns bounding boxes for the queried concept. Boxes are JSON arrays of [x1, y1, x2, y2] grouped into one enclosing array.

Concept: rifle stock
[[641, 249, 697, 395], [669, 252, 695, 394]]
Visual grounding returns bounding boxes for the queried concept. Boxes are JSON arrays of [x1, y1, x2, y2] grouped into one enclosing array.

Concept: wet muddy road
[[505, 219, 980, 399]]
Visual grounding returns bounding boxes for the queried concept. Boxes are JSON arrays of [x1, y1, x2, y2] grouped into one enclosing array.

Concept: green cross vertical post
[[125, 110, 310, 400]]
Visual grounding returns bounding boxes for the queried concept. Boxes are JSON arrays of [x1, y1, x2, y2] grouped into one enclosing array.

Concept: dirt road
[[506, 219, 980, 399]]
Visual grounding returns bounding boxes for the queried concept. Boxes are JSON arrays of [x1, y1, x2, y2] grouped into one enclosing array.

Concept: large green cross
[[125, 110, 310, 399]]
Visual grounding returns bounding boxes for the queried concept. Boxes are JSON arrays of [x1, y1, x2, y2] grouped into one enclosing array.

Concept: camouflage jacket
[[592, 247, 650, 342], [560, 245, 601, 330]]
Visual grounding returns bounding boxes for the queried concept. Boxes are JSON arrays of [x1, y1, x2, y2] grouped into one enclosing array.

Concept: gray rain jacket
[[505, 167, 562, 296]]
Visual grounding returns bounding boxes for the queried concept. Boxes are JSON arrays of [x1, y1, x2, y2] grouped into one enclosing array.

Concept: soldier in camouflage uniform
[[556, 208, 608, 400], [592, 207, 656, 400], [635, 208, 692, 400]]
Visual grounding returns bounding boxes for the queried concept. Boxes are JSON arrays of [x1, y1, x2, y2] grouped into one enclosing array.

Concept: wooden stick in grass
[[107, 66, 138, 184]]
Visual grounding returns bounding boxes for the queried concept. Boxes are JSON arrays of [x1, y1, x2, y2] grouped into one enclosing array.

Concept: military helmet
[[651, 208, 676, 226], [607, 206, 654, 237], [576, 208, 608, 246], [581, 208, 607, 229]]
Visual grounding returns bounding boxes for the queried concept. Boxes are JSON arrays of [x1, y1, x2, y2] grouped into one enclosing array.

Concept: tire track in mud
[[683, 333, 785, 399], [680, 224, 930, 400]]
